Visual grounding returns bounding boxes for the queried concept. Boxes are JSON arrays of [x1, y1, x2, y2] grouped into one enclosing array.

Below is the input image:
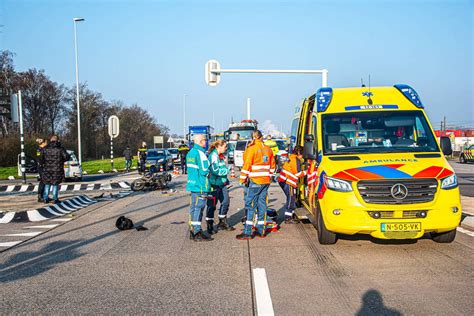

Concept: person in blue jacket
[[186, 134, 213, 242], [206, 140, 235, 235]]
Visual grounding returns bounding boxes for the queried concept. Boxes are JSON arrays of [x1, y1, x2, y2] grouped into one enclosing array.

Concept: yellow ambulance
[[291, 85, 461, 244]]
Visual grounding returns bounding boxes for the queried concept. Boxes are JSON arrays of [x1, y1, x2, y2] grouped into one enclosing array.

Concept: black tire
[[317, 206, 337, 245], [131, 179, 146, 192], [431, 229, 456, 243], [459, 155, 466, 164]]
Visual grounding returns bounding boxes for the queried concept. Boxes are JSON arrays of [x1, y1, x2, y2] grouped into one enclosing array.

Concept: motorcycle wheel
[[131, 179, 146, 191]]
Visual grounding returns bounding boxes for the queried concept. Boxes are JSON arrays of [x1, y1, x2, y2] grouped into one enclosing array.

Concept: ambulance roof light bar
[[205, 59, 328, 88]]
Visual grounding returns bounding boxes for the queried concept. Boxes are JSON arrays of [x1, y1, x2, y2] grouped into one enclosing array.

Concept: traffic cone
[[174, 166, 179, 175], [230, 165, 236, 179]]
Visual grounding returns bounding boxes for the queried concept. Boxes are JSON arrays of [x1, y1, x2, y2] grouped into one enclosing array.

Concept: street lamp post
[[73, 17, 84, 165], [183, 94, 187, 139]]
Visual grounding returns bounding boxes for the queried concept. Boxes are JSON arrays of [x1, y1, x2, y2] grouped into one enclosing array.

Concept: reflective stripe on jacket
[[306, 160, 318, 187], [186, 144, 211, 193], [278, 153, 305, 188], [240, 139, 275, 185], [208, 149, 229, 187]]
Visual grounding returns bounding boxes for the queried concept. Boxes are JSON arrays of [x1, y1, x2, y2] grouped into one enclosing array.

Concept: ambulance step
[[294, 208, 316, 224]]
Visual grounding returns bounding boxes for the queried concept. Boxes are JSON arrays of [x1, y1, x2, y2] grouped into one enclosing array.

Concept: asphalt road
[[450, 161, 474, 197], [0, 177, 473, 315]]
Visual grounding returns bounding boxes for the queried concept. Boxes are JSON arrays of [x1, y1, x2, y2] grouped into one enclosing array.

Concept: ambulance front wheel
[[459, 155, 466, 164], [317, 207, 337, 245], [431, 229, 456, 243]]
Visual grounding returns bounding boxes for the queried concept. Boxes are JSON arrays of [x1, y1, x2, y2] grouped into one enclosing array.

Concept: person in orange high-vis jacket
[[278, 145, 306, 223], [236, 130, 276, 240]]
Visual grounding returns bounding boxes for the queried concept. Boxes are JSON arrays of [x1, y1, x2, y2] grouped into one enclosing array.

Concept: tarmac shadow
[[356, 289, 401, 316]]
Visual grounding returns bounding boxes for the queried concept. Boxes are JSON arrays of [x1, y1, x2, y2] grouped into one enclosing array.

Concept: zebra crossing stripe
[[26, 210, 49, 222], [19, 185, 28, 192], [1, 231, 43, 237], [73, 184, 81, 191], [44, 206, 64, 216], [25, 224, 59, 229], [0, 241, 22, 247], [0, 212, 16, 224], [60, 185, 68, 192]]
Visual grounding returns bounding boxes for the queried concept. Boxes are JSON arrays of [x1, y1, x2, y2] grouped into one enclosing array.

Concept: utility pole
[[443, 116, 446, 132]]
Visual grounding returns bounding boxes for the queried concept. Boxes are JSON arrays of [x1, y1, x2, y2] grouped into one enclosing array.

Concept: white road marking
[[19, 185, 28, 192], [51, 218, 72, 222], [2, 231, 43, 237], [0, 241, 22, 247], [73, 184, 81, 191], [25, 224, 59, 229], [0, 212, 16, 224], [26, 210, 49, 222], [6, 186, 15, 193], [252, 268, 275, 316], [457, 227, 474, 237]]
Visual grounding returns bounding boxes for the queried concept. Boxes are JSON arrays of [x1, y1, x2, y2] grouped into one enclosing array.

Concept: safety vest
[[240, 139, 275, 185], [138, 146, 147, 160], [306, 160, 318, 187], [278, 153, 306, 188]]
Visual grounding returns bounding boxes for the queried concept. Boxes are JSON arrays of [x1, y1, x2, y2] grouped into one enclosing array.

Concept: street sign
[[108, 115, 120, 138], [168, 136, 174, 143], [154, 136, 164, 144], [11, 94, 19, 122], [205, 59, 221, 86]]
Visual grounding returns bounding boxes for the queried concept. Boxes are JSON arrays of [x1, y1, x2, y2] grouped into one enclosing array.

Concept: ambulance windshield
[[322, 110, 439, 155]]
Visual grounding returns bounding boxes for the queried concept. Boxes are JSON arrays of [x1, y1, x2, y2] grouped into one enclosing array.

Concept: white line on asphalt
[[252, 268, 275, 316], [27, 210, 49, 222], [50, 218, 72, 222], [0, 212, 15, 224], [0, 241, 22, 247], [25, 224, 59, 229], [1, 231, 43, 237], [5, 186, 15, 193], [73, 184, 81, 191], [19, 185, 28, 192], [457, 227, 474, 237]]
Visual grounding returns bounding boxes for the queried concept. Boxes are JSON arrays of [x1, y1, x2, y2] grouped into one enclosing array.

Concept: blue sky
[[1, 0, 473, 135]]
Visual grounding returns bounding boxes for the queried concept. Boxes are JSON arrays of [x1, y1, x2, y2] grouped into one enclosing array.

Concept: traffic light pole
[[205, 60, 328, 87], [110, 136, 114, 169]]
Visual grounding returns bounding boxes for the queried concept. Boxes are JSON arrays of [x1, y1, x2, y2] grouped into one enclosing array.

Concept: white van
[[233, 140, 250, 169]]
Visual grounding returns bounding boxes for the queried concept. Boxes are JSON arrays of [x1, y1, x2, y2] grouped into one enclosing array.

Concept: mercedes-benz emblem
[[391, 183, 408, 200]]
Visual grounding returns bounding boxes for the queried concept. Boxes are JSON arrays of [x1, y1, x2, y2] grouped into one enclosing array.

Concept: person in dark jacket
[[123, 146, 133, 172], [178, 141, 190, 174], [137, 142, 148, 174], [35, 138, 48, 202], [40, 135, 70, 203]]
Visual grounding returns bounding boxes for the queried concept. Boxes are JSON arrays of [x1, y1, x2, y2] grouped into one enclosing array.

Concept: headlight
[[324, 175, 353, 192], [441, 174, 458, 190], [158, 158, 164, 162]]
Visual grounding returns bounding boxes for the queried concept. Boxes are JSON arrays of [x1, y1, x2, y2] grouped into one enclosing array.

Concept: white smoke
[[260, 120, 286, 139]]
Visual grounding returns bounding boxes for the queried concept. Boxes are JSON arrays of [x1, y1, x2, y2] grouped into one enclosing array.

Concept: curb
[[0, 195, 96, 224], [461, 214, 474, 230], [0, 181, 130, 194]]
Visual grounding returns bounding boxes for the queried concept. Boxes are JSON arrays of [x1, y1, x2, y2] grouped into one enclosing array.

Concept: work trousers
[[206, 185, 230, 221], [279, 181, 296, 219], [189, 192, 208, 233], [243, 181, 270, 235]]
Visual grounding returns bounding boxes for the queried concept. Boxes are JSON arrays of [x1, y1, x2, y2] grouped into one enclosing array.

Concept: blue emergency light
[[316, 87, 333, 112], [394, 84, 423, 108]]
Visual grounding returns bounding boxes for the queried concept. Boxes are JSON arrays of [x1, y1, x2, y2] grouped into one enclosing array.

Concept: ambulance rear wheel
[[431, 229, 456, 243], [317, 207, 337, 245], [459, 155, 466, 164]]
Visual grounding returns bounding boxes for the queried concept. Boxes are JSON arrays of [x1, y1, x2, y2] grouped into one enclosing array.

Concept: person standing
[[137, 142, 148, 174], [206, 140, 235, 234], [237, 130, 275, 240], [186, 134, 213, 241], [123, 146, 133, 172], [178, 141, 190, 174], [35, 138, 48, 202], [40, 135, 70, 203], [277, 145, 305, 223]]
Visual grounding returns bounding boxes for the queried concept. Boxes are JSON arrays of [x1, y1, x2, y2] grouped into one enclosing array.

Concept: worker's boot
[[194, 231, 214, 242], [217, 218, 236, 231], [207, 220, 216, 235]]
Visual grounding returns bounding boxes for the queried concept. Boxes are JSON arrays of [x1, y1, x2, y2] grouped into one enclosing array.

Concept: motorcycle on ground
[[131, 165, 172, 191]]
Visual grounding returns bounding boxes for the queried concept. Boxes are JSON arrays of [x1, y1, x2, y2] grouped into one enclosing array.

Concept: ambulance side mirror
[[303, 134, 316, 159], [440, 136, 453, 156]]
